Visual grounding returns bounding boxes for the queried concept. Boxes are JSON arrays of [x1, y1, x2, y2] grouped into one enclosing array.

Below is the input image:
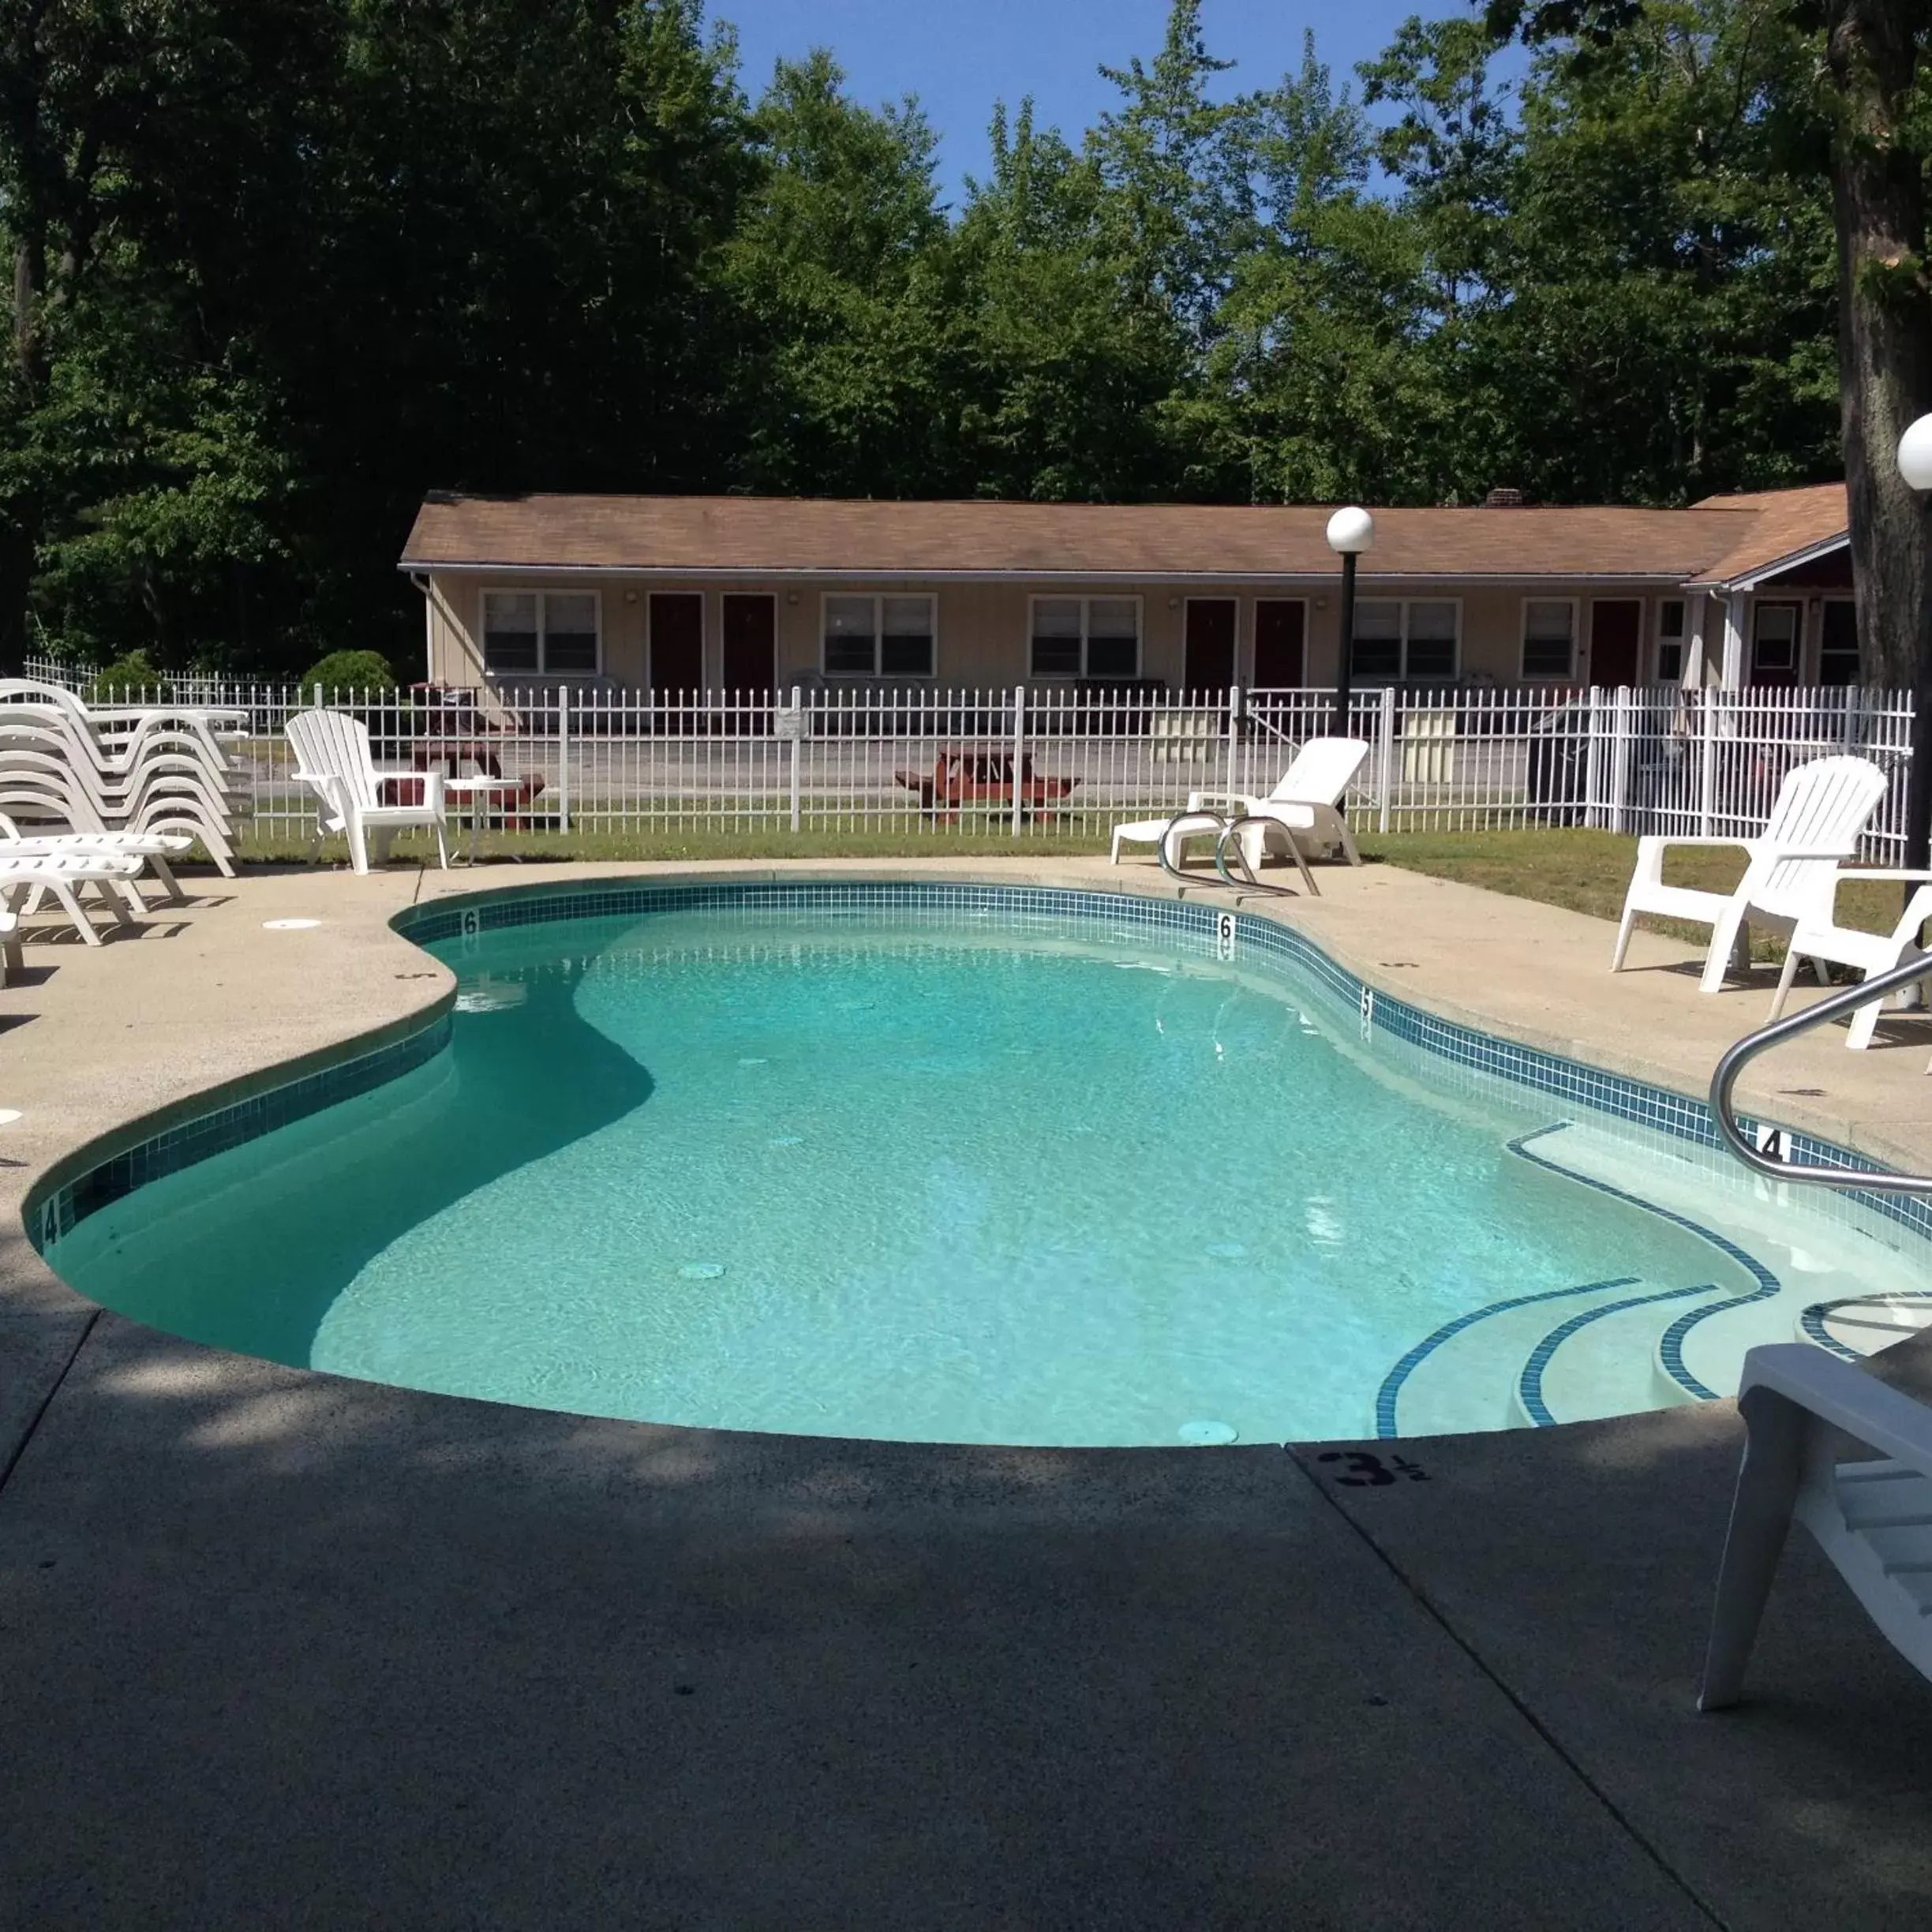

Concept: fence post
[[1011, 684, 1027, 838], [1582, 687, 1604, 828], [1377, 687, 1396, 834], [1612, 685, 1633, 833], [789, 685, 803, 833], [1698, 691, 1718, 835], [557, 685, 571, 835], [1226, 683, 1242, 795], [312, 682, 322, 710]]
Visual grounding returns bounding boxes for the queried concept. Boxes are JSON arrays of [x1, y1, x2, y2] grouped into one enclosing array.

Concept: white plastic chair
[[1701, 1344, 1932, 1709], [1111, 738, 1371, 874], [1767, 874, 1932, 1050], [0, 812, 190, 906], [0, 851, 146, 945], [285, 709, 447, 874], [1611, 755, 1890, 994]]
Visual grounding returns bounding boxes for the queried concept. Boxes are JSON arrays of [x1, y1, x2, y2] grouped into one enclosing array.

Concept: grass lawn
[[238, 822, 1908, 960]]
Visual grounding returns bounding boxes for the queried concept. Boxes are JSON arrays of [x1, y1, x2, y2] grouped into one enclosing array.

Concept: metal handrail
[[1151, 807, 1320, 897], [1710, 951, 1932, 1193]]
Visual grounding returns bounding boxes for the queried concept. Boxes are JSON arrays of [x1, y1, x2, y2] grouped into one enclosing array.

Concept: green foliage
[[299, 650, 397, 694], [0, 0, 1893, 677], [86, 651, 165, 701]]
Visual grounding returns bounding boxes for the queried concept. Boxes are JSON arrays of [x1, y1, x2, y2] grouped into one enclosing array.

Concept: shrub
[[86, 651, 166, 702], [298, 649, 397, 695]]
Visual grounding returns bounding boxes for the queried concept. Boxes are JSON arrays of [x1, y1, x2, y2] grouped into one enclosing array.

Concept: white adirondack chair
[[1111, 737, 1371, 875], [1767, 873, 1932, 1050], [1611, 755, 1890, 994], [1701, 1344, 1932, 1709], [285, 710, 447, 875]]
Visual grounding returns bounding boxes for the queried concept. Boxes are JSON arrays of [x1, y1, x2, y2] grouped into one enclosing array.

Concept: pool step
[[1798, 1292, 1932, 1361]]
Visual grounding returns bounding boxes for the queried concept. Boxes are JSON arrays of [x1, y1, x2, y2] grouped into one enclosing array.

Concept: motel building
[[400, 484, 1857, 699]]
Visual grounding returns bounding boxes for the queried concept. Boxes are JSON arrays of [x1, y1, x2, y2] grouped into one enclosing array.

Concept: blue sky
[[712, 1, 1500, 201]]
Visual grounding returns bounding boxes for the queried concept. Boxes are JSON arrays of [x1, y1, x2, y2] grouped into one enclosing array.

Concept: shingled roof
[[1680, 484, 1850, 587], [400, 490, 1838, 584]]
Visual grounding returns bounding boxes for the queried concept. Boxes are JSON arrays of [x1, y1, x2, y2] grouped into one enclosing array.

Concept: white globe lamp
[[1899, 414, 1932, 492], [1325, 505, 1376, 555], [1324, 506, 1374, 739]]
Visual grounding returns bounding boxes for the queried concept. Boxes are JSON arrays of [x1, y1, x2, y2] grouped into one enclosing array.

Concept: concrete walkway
[[3, 856, 1932, 1929]]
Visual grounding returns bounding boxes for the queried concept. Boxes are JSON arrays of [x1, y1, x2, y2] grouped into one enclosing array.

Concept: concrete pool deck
[[3, 854, 1932, 1928]]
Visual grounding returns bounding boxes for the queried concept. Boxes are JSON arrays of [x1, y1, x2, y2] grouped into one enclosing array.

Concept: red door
[[648, 593, 704, 694], [721, 594, 776, 695], [1183, 598, 1237, 692], [1588, 599, 1642, 687], [1252, 601, 1305, 687]]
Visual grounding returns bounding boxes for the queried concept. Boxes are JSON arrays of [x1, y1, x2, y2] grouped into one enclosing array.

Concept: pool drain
[[1178, 1421, 1239, 1446]]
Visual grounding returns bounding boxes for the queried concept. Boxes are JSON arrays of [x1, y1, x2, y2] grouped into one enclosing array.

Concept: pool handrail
[[1711, 949, 1932, 1193]]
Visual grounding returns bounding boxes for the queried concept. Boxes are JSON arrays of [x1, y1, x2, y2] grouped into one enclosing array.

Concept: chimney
[[1485, 487, 1525, 508]]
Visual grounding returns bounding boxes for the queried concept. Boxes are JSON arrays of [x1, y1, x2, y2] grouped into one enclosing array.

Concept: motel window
[[481, 590, 601, 676], [1819, 600, 1859, 687], [1656, 600, 1687, 683], [822, 593, 935, 678], [1029, 597, 1141, 680], [1350, 599, 1459, 685], [1751, 601, 1799, 686], [1520, 600, 1577, 680]]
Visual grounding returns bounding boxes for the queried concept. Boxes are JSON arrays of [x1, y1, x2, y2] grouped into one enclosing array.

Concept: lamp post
[[1897, 416, 1932, 871], [1325, 506, 1374, 738]]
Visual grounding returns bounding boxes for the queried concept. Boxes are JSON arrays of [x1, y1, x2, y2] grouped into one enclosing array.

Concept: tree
[[1489, 0, 1932, 849]]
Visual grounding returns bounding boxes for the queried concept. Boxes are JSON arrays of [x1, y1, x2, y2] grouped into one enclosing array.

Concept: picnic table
[[376, 738, 547, 829], [893, 750, 1079, 824]]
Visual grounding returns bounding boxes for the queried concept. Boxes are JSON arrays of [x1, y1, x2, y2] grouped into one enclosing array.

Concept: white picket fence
[[20, 664, 1918, 856]]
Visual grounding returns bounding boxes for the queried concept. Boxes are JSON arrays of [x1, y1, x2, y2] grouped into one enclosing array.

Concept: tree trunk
[[1824, 0, 1932, 856]]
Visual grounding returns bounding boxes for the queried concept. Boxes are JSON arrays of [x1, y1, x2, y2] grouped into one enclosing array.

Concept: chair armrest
[[1739, 1344, 1932, 1478], [1185, 789, 1243, 811], [1636, 836, 1752, 851], [1834, 869, 1932, 883]]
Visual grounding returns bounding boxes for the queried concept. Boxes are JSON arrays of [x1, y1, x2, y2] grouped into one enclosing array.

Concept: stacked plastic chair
[[0, 679, 247, 875]]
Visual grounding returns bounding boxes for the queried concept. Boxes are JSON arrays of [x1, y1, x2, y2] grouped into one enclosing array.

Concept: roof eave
[[1687, 530, 1850, 593], [399, 560, 1703, 585]]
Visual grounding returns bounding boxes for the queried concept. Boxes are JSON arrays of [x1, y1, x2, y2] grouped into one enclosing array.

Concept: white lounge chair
[[1702, 1344, 1932, 1709], [0, 813, 191, 906], [1111, 738, 1371, 875], [0, 851, 146, 945], [286, 709, 448, 875], [1611, 754, 1889, 994], [1767, 872, 1932, 1050]]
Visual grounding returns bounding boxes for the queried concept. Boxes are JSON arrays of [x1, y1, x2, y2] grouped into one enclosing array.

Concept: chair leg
[[1337, 819, 1362, 866], [1768, 946, 1803, 1024], [148, 855, 186, 904], [1846, 987, 1884, 1050], [1699, 1389, 1807, 1711], [1699, 908, 1747, 993], [433, 820, 449, 871], [1611, 900, 1639, 972], [47, 879, 102, 945], [1110, 829, 1123, 865]]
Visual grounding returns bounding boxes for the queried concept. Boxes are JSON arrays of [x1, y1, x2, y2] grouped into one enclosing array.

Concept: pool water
[[44, 896, 1932, 1445]]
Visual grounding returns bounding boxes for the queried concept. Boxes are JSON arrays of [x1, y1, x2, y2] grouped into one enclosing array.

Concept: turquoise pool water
[[43, 891, 1932, 1444]]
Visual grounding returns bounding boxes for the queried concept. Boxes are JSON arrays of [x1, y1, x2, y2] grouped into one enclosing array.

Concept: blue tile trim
[[1373, 1277, 1638, 1440], [1797, 1291, 1932, 1363], [1516, 1282, 1721, 1428], [1510, 1123, 1783, 1404], [32, 1013, 452, 1255]]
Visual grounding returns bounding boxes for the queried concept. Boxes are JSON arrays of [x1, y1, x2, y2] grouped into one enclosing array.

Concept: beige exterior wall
[[417, 570, 1704, 691]]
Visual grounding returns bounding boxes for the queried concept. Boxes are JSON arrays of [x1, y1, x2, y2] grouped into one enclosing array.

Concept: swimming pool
[[36, 881, 1932, 1445]]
